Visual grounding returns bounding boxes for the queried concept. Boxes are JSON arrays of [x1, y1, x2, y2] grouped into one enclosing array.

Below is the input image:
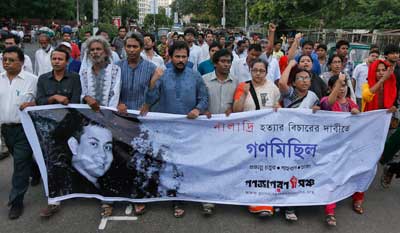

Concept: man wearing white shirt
[[199, 31, 214, 63], [0, 46, 37, 219], [0, 34, 33, 73], [352, 50, 379, 107], [232, 40, 247, 61], [34, 33, 54, 76], [184, 28, 202, 72], [231, 43, 263, 82], [260, 52, 281, 83], [141, 33, 166, 70]]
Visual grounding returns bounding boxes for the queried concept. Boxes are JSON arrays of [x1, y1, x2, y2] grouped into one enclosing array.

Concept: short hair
[[369, 49, 380, 55], [328, 75, 351, 97], [274, 41, 282, 46], [198, 33, 204, 38], [143, 33, 155, 43], [51, 47, 70, 61], [327, 54, 343, 66], [85, 31, 92, 35], [336, 40, 349, 49], [248, 43, 262, 53], [4, 33, 20, 45], [184, 28, 197, 37], [237, 40, 245, 47], [118, 26, 127, 32], [205, 31, 214, 38], [3, 46, 24, 62], [212, 49, 233, 64], [250, 58, 268, 70], [95, 29, 108, 36], [316, 44, 327, 51], [86, 36, 112, 63], [302, 40, 314, 48], [124, 32, 144, 48], [209, 41, 222, 52], [288, 66, 311, 84], [384, 44, 400, 56], [168, 41, 190, 57]]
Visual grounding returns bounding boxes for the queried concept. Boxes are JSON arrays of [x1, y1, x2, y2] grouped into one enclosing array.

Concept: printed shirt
[[0, 70, 37, 123], [79, 63, 121, 108], [234, 80, 281, 111], [145, 66, 209, 114], [117, 59, 156, 110], [281, 86, 319, 108]]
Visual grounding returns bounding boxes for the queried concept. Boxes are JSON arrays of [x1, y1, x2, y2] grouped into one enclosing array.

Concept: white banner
[[20, 105, 391, 206]]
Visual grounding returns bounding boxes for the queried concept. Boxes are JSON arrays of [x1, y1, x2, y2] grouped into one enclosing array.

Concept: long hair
[[85, 36, 112, 64]]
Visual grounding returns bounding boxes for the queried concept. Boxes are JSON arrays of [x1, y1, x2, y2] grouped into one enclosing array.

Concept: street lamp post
[[93, 0, 99, 35], [222, 0, 226, 29], [245, 0, 248, 35]]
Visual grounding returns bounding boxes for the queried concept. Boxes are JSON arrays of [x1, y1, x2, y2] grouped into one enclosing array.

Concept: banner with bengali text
[[20, 104, 391, 206]]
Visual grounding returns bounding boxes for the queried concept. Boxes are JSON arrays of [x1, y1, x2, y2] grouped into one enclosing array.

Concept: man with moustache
[[0, 46, 37, 219], [79, 36, 121, 111], [141, 33, 166, 70], [141, 41, 208, 218], [36, 47, 82, 217]]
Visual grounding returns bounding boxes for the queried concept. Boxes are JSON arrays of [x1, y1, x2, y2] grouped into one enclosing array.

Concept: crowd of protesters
[[0, 23, 399, 227]]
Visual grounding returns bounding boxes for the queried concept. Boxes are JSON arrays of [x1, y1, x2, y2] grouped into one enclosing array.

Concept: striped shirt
[[117, 59, 156, 110]]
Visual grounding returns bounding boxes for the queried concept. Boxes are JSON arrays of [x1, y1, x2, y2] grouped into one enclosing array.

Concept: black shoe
[[8, 203, 24, 220], [0, 152, 9, 160]]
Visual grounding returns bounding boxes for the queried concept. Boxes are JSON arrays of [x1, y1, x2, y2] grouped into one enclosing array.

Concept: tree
[[143, 14, 173, 32]]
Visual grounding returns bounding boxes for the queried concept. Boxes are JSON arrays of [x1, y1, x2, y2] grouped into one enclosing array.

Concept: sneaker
[[381, 165, 394, 189], [40, 204, 60, 217], [9, 203, 24, 220]]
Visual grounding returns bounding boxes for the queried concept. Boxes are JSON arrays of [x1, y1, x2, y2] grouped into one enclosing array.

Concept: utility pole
[[93, 0, 99, 35], [245, 0, 248, 36], [222, 0, 226, 29], [153, 0, 156, 33], [76, 0, 80, 26]]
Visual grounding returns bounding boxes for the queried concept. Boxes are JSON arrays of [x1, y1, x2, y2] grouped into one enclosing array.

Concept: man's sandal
[[101, 204, 113, 217], [202, 204, 215, 216], [134, 204, 146, 215], [325, 215, 337, 227], [173, 205, 185, 218], [353, 203, 364, 214]]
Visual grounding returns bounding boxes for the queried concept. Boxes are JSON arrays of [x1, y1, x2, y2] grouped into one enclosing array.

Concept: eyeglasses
[[251, 69, 266, 74], [295, 76, 311, 82]]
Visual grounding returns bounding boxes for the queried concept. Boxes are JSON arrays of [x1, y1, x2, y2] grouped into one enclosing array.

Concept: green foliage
[[0, 0, 138, 26], [78, 22, 118, 40], [143, 14, 173, 32], [249, 0, 400, 29]]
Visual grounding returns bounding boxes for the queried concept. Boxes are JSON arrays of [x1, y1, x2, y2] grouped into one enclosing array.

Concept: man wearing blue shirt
[[142, 41, 208, 118], [141, 41, 208, 217]]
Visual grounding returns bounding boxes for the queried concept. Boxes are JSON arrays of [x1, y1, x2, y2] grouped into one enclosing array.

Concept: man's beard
[[90, 54, 107, 64]]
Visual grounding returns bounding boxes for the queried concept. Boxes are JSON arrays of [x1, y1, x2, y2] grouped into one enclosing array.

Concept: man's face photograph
[[69, 124, 113, 180]]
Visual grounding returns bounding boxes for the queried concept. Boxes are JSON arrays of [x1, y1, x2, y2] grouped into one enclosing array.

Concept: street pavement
[[0, 155, 400, 233], [0, 42, 398, 233]]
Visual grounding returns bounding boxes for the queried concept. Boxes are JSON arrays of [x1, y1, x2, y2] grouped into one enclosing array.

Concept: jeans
[[1, 124, 33, 206]]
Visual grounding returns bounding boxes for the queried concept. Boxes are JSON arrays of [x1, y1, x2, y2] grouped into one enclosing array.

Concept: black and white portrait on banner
[[27, 107, 183, 199]]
